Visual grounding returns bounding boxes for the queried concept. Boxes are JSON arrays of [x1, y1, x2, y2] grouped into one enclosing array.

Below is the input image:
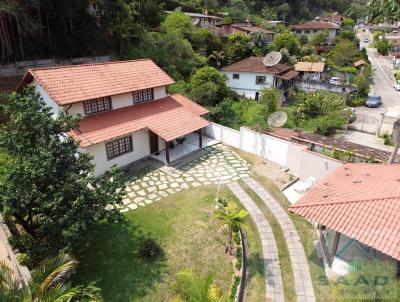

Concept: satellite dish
[[268, 111, 288, 128], [192, 18, 200, 26], [263, 52, 282, 67]]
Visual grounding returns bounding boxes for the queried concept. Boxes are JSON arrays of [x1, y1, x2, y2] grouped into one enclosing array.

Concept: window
[[132, 88, 154, 104], [255, 76, 266, 85], [105, 136, 133, 160], [83, 96, 112, 115], [305, 29, 311, 34], [233, 73, 240, 79]]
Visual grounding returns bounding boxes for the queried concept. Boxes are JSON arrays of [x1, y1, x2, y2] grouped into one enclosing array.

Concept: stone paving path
[[120, 144, 250, 212], [243, 178, 316, 302], [227, 182, 284, 302]]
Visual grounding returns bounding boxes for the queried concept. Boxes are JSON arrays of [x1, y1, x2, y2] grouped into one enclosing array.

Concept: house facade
[[17, 60, 210, 176], [289, 21, 340, 45], [221, 56, 298, 100], [290, 163, 400, 277], [165, 11, 222, 34]]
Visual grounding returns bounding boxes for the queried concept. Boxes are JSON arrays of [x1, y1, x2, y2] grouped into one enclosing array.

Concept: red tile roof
[[70, 94, 209, 147], [289, 163, 400, 261], [16, 59, 175, 106], [221, 57, 290, 74], [289, 21, 340, 30], [277, 70, 299, 80]]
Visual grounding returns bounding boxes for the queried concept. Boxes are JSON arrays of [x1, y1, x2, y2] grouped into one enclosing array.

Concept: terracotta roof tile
[[70, 94, 209, 147], [221, 57, 290, 74], [289, 163, 400, 260], [17, 59, 175, 105]]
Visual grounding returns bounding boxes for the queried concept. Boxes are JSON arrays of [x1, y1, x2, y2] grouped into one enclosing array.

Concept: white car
[[329, 77, 341, 85], [395, 82, 400, 91]]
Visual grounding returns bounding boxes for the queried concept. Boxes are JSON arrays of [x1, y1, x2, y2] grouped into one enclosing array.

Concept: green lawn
[[74, 185, 264, 301]]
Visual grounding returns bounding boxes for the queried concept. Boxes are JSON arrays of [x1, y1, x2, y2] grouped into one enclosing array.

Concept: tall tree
[[0, 86, 125, 265]]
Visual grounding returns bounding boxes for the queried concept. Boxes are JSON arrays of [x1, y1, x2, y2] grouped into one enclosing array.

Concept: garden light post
[[215, 178, 222, 209], [389, 120, 400, 163]]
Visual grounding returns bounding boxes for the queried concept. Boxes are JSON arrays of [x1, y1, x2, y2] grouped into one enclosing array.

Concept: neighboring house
[[294, 61, 325, 81], [17, 59, 211, 176], [289, 21, 340, 45], [164, 11, 222, 34], [290, 163, 400, 277], [221, 56, 298, 100], [320, 14, 343, 25], [216, 22, 275, 42]]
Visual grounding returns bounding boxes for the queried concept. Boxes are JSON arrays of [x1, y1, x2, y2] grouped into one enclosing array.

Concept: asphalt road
[[349, 29, 400, 133]]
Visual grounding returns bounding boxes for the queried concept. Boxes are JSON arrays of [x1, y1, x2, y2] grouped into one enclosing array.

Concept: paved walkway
[[227, 182, 284, 302], [243, 178, 316, 302], [120, 144, 250, 212]]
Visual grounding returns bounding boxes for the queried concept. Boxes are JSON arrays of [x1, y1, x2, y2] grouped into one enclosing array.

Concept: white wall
[[61, 86, 167, 116], [86, 129, 150, 176], [223, 71, 275, 99], [294, 29, 337, 43], [34, 80, 61, 117], [205, 123, 240, 148]]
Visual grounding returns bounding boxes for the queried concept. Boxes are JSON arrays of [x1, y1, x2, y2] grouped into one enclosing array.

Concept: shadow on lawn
[[73, 220, 167, 302]]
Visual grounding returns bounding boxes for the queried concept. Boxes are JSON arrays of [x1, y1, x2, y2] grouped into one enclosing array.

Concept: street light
[[388, 119, 400, 163]]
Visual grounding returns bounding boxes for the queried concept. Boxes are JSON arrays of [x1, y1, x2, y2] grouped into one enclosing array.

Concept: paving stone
[[127, 203, 138, 210], [122, 198, 131, 205]]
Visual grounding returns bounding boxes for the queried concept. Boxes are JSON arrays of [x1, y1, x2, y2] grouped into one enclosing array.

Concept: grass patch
[[74, 186, 235, 302], [234, 148, 332, 301], [238, 180, 296, 302]]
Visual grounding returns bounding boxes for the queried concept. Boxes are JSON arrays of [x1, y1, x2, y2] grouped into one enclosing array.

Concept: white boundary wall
[[205, 122, 343, 181]]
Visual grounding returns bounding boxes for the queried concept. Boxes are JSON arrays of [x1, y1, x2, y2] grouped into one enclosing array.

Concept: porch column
[[165, 140, 170, 164], [198, 129, 203, 148], [329, 231, 341, 268]]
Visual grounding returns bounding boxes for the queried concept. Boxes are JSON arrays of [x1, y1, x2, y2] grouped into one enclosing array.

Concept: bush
[[139, 239, 163, 260], [300, 112, 346, 135], [376, 40, 390, 55], [230, 276, 241, 300]]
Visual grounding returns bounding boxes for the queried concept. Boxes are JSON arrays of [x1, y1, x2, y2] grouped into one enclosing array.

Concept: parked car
[[364, 38, 369, 43], [365, 95, 382, 108], [329, 77, 341, 85], [394, 80, 400, 91], [346, 107, 357, 123]]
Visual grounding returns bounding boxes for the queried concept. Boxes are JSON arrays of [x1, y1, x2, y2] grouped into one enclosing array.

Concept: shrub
[[139, 239, 163, 260], [230, 276, 241, 300], [376, 40, 390, 55]]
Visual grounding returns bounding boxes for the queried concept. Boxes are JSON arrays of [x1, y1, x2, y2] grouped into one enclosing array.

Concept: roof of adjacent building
[[277, 70, 299, 80], [294, 62, 325, 72], [221, 56, 291, 74], [16, 59, 175, 106], [70, 94, 209, 147], [289, 163, 400, 261], [164, 11, 222, 20], [353, 59, 366, 67], [289, 21, 340, 30]]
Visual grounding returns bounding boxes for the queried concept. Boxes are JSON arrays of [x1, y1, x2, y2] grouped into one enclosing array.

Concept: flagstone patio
[[119, 144, 250, 212]]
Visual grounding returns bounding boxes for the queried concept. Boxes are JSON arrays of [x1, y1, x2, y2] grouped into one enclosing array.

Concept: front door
[[149, 131, 159, 154]]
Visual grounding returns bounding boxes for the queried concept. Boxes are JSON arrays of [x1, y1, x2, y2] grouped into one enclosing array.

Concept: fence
[[0, 55, 113, 77], [205, 122, 343, 181], [295, 79, 356, 94]]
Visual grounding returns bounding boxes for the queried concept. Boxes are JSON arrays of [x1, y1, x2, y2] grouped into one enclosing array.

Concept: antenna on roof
[[267, 111, 288, 128], [263, 51, 282, 67]]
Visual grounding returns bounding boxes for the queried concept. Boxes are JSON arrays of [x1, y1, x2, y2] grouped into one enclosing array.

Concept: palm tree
[[174, 269, 224, 302], [0, 253, 102, 301], [214, 202, 248, 255]]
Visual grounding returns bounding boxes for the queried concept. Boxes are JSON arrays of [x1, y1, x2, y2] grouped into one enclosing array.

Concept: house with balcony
[[164, 11, 222, 34], [289, 21, 340, 45], [221, 56, 298, 101], [290, 163, 400, 277], [216, 22, 275, 43], [17, 59, 212, 176]]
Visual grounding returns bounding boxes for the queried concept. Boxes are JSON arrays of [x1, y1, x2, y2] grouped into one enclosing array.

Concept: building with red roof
[[221, 56, 298, 101], [289, 21, 340, 45], [17, 59, 211, 176], [289, 163, 400, 276], [216, 22, 275, 42]]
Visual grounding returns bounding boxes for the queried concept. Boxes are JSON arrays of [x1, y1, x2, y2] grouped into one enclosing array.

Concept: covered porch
[[149, 129, 218, 164]]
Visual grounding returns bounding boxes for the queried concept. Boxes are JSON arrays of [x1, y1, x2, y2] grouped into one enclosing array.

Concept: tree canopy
[[0, 86, 125, 265], [272, 32, 301, 55]]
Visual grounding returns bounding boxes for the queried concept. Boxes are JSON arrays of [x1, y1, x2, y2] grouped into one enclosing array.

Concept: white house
[[164, 11, 222, 34], [17, 59, 211, 176], [221, 56, 298, 100], [289, 21, 340, 45]]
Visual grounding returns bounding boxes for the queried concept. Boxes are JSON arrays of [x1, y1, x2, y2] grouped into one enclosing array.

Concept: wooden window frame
[[132, 88, 154, 105], [105, 135, 133, 160], [255, 76, 266, 85], [83, 96, 112, 115]]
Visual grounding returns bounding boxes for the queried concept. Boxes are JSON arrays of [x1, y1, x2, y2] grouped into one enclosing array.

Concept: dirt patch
[[0, 76, 21, 93]]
